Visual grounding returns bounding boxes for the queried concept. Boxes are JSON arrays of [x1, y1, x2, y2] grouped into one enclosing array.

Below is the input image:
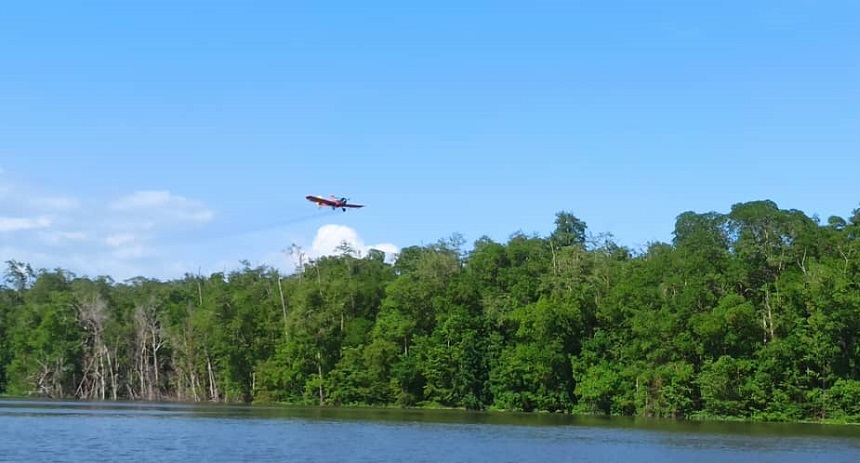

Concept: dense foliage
[[2, 200, 860, 423]]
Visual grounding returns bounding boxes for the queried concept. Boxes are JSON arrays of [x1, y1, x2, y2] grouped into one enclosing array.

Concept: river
[[1, 398, 858, 462]]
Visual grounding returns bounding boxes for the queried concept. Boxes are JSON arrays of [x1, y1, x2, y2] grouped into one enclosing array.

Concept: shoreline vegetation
[[2, 199, 860, 424]]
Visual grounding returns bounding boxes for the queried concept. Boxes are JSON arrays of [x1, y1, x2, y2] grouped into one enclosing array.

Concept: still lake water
[[1, 399, 859, 462]]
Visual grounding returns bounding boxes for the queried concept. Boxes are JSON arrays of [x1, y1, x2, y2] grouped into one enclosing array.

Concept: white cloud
[[0, 169, 401, 281], [31, 196, 80, 210], [0, 215, 52, 232], [311, 224, 361, 256], [110, 190, 173, 209], [310, 224, 399, 262], [38, 230, 90, 245], [1, 175, 81, 212], [105, 232, 139, 248], [110, 190, 214, 224], [109, 220, 157, 232], [111, 244, 149, 260], [0, 170, 225, 280], [0, 179, 15, 201]]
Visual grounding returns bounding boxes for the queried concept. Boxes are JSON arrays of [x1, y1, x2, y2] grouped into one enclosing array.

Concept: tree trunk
[[317, 350, 324, 404], [107, 342, 118, 401], [206, 350, 219, 401], [277, 275, 288, 337], [99, 344, 106, 400], [152, 330, 162, 400], [763, 288, 776, 342]]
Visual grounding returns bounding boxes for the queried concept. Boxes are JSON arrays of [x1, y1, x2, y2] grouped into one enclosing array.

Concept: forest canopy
[[2, 199, 860, 423]]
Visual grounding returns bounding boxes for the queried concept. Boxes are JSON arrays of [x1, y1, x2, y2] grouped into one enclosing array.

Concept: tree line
[[2, 199, 860, 423]]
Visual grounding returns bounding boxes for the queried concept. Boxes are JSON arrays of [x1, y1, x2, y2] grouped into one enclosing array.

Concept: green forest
[[2, 199, 860, 423]]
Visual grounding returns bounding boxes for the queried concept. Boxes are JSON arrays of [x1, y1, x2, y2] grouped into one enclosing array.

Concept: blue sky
[[2, 1, 859, 281]]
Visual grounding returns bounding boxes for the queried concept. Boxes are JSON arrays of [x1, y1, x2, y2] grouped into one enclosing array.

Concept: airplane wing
[[306, 195, 336, 206], [342, 203, 364, 208]]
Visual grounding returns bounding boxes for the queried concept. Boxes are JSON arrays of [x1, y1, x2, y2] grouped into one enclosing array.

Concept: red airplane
[[306, 195, 365, 211]]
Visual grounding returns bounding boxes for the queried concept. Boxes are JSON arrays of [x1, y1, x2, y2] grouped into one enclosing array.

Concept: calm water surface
[[1, 398, 858, 462]]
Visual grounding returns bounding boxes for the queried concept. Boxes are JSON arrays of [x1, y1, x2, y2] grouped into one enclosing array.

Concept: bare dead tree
[[275, 271, 288, 338], [35, 357, 67, 398], [206, 347, 219, 401], [133, 298, 167, 401], [75, 293, 109, 400], [169, 299, 209, 403], [287, 244, 306, 279]]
